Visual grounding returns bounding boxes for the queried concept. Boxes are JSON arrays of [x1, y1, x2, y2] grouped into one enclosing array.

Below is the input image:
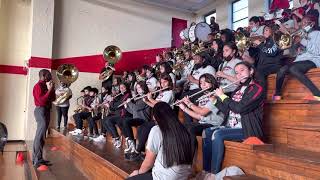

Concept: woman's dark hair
[[220, 28, 235, 43], [159, 73, 173, 90], [223, 41, 239, 58], [152, 102, 196, 167], [165, 51, 173, 59], [212, 39, 224, 55], [136, 81, 149, 94], [114, 77, 122, 84], [199, 73, 219, 90], [89, 87, 99, 94], [119, 82, 130, 93], [128, 72, 137, 91], [159, 61, 173, 74], [143, 65, 155, 75], [249, 16, 261, 24]]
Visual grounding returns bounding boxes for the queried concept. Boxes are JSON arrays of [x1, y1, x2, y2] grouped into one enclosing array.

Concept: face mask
[[304, 24, 313, 33], [224, 55, 233, 61], [251, 26, 258, 32]]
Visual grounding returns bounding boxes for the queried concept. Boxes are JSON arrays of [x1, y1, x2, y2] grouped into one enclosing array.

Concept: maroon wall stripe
[[0, 65, 27, 75], [1, 47, 168, 75]]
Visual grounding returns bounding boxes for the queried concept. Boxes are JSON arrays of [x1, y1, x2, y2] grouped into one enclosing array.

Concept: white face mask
[[304, 24, 313, 33]]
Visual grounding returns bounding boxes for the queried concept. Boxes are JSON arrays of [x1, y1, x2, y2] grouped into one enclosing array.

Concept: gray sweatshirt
[[126, 99, 151, 121]]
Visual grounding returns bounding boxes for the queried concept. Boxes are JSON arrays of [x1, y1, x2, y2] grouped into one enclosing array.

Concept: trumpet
[[171, 87, 211, 106], [134, 87, 168, 101], [196, 77, 248, 102]]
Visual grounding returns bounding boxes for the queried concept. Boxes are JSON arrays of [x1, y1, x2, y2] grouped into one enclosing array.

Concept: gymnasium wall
[[0, 0, 31, 140]]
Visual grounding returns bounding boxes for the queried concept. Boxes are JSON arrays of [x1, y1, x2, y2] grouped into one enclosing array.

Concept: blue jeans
[[202, 128, 244, 173]]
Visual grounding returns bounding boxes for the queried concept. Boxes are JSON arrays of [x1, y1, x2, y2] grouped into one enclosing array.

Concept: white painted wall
[[0, 0, 31, 140], [52, 0, 195, 58]]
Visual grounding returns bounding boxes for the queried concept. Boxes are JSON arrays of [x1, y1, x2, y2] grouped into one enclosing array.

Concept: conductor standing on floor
[[32, 69, 55, 168]]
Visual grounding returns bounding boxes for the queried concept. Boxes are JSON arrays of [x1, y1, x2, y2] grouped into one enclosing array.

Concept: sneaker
[[303, 95, 320, 101], [272, 95, 282, 101], [125, 137, 129, 149], [56, 126, 60, 131], [92, 135, 106, 142], [69, 129, 82, 136], [113, 137, 121, 148], [124, 139, 136, 153], [124, 152, 132, 160]]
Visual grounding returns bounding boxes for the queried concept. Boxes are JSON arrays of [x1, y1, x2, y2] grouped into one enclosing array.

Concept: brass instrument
[[101, 45, 122, 80], [53, 64, 79, 105], [74, 96, 85, 113], [235, 32, 266, 52], [196, 77, 248, 102], [134, 87, 168, 101]]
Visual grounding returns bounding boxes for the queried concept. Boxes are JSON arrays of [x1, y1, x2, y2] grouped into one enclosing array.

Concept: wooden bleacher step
[[283, 125, 320, 153], [223, 141, 320, 179], [223, 174, 267, 180], [48, 128, 141, 180], [267, 68, 320, 100]]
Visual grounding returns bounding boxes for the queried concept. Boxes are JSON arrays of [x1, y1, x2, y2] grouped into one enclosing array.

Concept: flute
[[196, 76, 247, 102], [171, 87, 211, 106], [117, 94, 140, 108], [134, 87, 168, 101]]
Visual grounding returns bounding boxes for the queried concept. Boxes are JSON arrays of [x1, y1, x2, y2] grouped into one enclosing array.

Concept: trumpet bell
[[56, 64, 79, 84], [103, 45, 122, 65], [235, 32, 250, 52]]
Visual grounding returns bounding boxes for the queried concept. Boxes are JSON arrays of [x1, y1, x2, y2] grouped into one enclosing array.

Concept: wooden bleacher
[[46, 69, 320, 179], [220, 69, 320, 179]]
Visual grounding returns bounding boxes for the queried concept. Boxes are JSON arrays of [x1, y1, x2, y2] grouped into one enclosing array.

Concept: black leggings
[[56, 106, 69, 128], [256, 64, 282, 94], [275, 60, 320, 96], [184, 122, 213, 136], [136, 121, 155, 152], [122, 118, 145, 140], [73, 112, 91, 129], [126, 172, 153, 180], [104, 115, 123, 138], [88, 113, 101, 135]]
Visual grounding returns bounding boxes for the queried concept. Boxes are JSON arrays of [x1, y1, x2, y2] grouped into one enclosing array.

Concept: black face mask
[[240, 77, 252, 86], [224, 55, 233, 61], [193, 63, 203, 70]]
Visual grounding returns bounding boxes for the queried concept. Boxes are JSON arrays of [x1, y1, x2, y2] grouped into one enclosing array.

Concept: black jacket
[[215, 81, 264, 139]]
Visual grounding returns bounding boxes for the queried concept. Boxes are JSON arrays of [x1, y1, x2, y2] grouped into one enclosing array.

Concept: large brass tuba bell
[[54, 64, 79, 105], [103, 45, 122, 65]]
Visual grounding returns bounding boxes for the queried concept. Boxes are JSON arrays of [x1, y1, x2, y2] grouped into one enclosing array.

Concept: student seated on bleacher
[[178, 73, 224, 137], [273, 15, 320, 101], [127, 102, 196, 180], [203, 62, 264, 174]]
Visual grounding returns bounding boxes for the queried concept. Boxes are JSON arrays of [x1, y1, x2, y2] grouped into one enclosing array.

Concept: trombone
[[196, 77, 248, 102]]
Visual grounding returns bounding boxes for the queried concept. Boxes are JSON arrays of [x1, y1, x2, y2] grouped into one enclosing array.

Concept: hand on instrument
[[129, 170, 139, 177], [46, 81, 54, 90], [216, 71, 226, 78], [178, 103, 187, 111], [214, 87, 224, 97], [182, 96, 191, 105], [126, 98, 131, 104]]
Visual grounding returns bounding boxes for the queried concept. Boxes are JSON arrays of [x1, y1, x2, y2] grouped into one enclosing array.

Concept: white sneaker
[[113, 137, 121, 148], [70, 129, 82, 136], [124, 139, 136, 153], [92, 135, 105, 142]]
